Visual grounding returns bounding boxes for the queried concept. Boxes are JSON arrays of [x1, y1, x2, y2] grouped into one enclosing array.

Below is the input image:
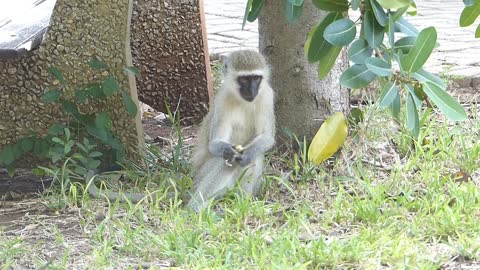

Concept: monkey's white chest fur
[[228, 106, 256, 145]]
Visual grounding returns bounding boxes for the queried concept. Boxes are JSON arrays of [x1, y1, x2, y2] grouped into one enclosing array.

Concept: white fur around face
[[222, 68, 270, 103]]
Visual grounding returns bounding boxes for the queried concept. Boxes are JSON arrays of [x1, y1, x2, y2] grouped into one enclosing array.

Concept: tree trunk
[[259, 0, 350, 141]]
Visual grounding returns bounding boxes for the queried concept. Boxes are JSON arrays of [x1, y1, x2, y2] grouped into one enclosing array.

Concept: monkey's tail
[[85, 170, 182, 203]]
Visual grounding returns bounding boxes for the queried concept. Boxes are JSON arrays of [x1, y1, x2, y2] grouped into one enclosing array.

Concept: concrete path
[[204, 0, 480, 85]]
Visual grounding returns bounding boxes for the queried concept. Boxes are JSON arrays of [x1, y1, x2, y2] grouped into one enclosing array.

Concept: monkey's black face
[[237, 75, 263, 102]]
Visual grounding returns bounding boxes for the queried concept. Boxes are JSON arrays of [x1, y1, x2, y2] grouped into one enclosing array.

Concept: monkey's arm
[[207, 111, 241, 160], [238, 102, 275, 166]]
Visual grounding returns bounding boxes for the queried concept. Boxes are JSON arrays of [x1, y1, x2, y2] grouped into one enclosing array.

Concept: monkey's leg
[[239, 156, 264, 196], [188, 157, 237, 212]]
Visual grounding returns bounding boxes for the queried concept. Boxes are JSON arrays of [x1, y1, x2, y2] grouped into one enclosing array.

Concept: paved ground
[[204, 0, 480, 82]]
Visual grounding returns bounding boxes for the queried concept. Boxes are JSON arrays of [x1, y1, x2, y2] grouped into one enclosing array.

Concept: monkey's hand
[[222, 144, 241, 161], [237, 149, 255, 167]]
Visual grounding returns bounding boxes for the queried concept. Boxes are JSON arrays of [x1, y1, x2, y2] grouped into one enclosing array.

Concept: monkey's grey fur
[[188, 50, 275, 212]]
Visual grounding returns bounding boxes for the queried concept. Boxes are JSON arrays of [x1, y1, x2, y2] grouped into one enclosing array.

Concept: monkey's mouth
[[242, 94, 256, 102], [240, 91, 258, 102]]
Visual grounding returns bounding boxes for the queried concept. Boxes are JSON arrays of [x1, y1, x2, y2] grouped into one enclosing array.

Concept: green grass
[[1, 103, 480, 269]]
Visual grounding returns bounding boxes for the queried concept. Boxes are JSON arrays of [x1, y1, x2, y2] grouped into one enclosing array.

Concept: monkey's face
[[237, 75, 263, 102]]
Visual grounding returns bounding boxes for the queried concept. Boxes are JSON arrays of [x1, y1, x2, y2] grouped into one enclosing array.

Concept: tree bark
[[259, 0, 350, 141]]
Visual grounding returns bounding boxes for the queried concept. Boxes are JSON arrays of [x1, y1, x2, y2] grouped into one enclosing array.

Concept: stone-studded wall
[[131, 0, 212, 124], [0, 0, 144, 164]]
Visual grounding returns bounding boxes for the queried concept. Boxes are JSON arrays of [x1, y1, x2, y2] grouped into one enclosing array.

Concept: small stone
[[7, 68, 16, 75], [154, 113, 166, 121]]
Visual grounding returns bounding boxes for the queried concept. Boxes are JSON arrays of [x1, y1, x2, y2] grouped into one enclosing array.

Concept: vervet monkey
[[188, 50, 275, 213]]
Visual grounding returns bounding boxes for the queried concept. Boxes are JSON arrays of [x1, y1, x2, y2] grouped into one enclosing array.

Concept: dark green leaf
[[87, 160, 102, 170], [87, 126, 108, 141], [365, 57, 392, 76], [13, 143, 23, 158], [391, 6, 409, 21], [61, 101, 79, 115], [363, 10, 385, 48], [42, 90, 61, 103], [108, 138, 123, 151], [370, 0, 387, 26], [390, 92, 401, 121], [47, 67, 64, 82], [376, 0, 410, 9], [401, 27, 437, 74], [51, 137, 64, 145], [88, 57, 108, 70], [351, 0, 360, 10], [387, 13, 395, 49], [340, 64, 377, 89], [476, 23, 480, 38], [348, 108, 364, 126], [312, 0, 348, 11], [86, 84, 105, 99], [64, 128, 71, 141], [394, 36, 416, 54], [121, 91, 138, 117], [248, 0, 266, 22], [20, 138, 34, 152], [6, 162, 15, 177], [102, 75, 120, 97], [95, 112, 113, 130], [48, 124, 66, 135], [324, 18, 356, 46], [33, 139, 49, 157], [412, 68, 446, 90], [394, 17, 419, 36], [64, 140, 74, 154], [406, 93, 420, 137], [422, 82, 468, 121], [89, 151, 103, 158], [378, 81, 399, 108], [50, 149, 64, 163], [407, 3, 417, 16], [242, 0, 253, 29], [114, 148, 125, 162], [305, 12, 343, 63], [348, 39, 373, 64], [460, 2, 480, 27], [0, 145, 15, 165], [406, 84, 423, 108], [75, 89, 89, 103], [318, 45, 342, 79], [284, 0, 303, 23]]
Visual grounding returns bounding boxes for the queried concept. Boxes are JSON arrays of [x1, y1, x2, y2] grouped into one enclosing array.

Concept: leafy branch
[[0, 58, 140, 177], [244, 0, 472, 139]]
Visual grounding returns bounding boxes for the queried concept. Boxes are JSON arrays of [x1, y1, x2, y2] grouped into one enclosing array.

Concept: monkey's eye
[[251, 75, 262, 82], [238, 77, 249, 85]]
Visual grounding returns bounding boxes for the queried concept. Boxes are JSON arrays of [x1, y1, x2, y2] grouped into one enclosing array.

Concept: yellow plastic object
[[235, 145, 244, 153], [308, 112, 348, 165]]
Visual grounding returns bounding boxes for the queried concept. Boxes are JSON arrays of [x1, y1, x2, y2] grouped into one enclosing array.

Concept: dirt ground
[[0, 107, 194, 269], [2, 105, 480, 269]]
